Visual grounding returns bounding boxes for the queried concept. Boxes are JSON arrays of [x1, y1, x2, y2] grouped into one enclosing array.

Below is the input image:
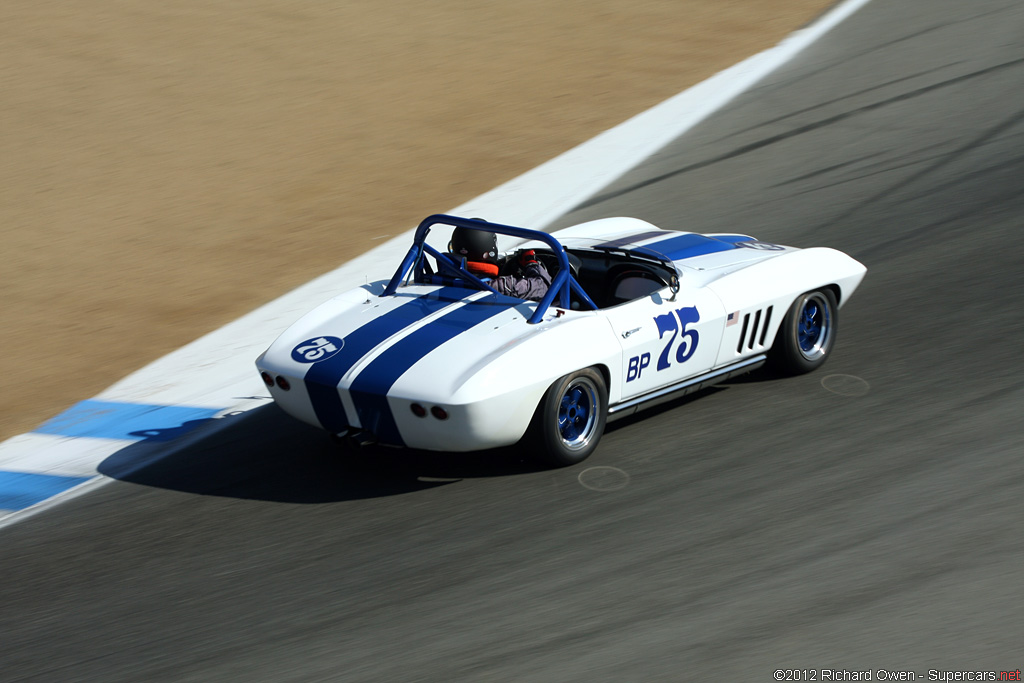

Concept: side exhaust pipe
[[331, 429, 377, 449]]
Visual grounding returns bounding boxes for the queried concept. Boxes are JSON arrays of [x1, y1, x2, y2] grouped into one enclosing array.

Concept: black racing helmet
[[450, 224, 498, 263]]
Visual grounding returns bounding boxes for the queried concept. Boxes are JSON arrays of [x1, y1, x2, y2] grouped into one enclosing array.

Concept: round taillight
[[430, 406, 449, 420], [276, 376, 291, 391], [411, 403, 427, 417], [261, 372, 274, 387]]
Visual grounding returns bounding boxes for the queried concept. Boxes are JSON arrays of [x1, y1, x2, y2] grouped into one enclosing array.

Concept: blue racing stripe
[[642, 233, 740, 261], [303, 287, 467, 433], [0, 470, 92, 511], [348, 293, 512, 446], [709, 234, 756, 244], [593, 230, 669, 250]]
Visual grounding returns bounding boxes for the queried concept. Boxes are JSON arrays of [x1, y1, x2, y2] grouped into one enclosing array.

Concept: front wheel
[[532, 368, 608, 467], [772, 288, 838, 375]]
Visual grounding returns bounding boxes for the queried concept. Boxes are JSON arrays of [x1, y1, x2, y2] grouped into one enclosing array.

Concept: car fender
[[706, 247, 866, 366], [388, 313, 620, 450]]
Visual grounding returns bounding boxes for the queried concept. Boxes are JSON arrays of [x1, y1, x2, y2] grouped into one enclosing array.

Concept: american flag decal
[[726, 311, 739, 326]]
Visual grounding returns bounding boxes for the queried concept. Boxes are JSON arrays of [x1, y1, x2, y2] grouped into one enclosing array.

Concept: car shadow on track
[[98, 402, 545, 504], [720, 363, 791, 384], [97, 365, 785, 504], [602, 363, 786, 434]]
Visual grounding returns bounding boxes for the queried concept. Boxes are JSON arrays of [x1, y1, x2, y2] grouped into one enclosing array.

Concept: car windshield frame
[[564, 240, 680, 271], [382, 214, 599, 324]]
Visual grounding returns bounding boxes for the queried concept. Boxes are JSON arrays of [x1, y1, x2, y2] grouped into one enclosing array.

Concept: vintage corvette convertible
[[256, 214, 866, 466]]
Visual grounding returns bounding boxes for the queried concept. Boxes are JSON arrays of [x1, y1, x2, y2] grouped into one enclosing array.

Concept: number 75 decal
[[655, 306, 700, 370], [626, 306, 700, 383]]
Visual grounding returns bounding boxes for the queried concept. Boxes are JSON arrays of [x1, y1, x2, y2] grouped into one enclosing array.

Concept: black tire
[[532, 368, 608, 467], [772, 288, 839, 375]]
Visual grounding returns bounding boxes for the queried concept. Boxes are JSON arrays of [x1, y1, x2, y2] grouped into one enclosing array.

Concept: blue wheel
[[535, 368, 607, 467], [558, 379, 599, 448], [797, 292, 831, 361], [773, 289, 838, 374]]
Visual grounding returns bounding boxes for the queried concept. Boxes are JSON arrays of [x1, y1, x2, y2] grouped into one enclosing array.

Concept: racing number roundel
[[291, 336, 344, 363]]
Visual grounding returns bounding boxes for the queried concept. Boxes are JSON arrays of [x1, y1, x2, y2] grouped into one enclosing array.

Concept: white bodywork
[[256, 217, 866, 452]]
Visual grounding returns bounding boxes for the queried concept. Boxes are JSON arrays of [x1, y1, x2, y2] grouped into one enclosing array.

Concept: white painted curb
[[0, 0, 874, 529]]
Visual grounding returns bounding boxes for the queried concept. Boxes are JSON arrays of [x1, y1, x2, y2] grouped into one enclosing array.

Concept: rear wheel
[[772, 288, 838, 374], [533, 368, 607, 467]]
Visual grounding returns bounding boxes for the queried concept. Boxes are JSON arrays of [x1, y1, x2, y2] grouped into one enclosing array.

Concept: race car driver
[[450, 225, 551, 302]]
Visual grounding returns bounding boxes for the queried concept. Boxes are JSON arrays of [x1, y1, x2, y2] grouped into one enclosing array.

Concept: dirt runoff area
[[1, 0, 830, 442]]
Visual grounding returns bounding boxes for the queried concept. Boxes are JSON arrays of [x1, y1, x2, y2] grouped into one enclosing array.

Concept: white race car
[[256, 215, 866, 466]]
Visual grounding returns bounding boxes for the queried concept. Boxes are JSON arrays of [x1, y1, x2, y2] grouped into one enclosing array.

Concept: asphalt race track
[[3, 1, 1023, 680]]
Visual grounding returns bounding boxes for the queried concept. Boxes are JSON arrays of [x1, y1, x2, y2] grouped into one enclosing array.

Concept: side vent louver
[[736, 305, 774, 354], [759, 306, 773, 346], [736, 314, 750, 354]]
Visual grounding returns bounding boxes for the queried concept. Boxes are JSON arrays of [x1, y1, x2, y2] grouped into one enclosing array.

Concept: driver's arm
[[493, 261, 552, 301]]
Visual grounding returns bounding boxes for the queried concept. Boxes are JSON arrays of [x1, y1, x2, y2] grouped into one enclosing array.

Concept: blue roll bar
[[382, 214, 597, 324]]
